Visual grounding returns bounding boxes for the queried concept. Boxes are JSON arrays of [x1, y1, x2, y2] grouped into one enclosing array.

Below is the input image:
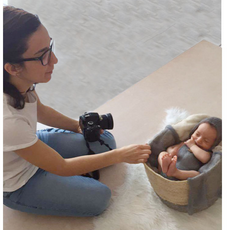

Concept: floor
[[8, 0, 221, 119]]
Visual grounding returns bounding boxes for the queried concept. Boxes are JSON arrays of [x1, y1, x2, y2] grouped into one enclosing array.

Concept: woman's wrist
[[72, 120, 82, 133], [100, 149, 122, 166], [111, 149, 122, 164]]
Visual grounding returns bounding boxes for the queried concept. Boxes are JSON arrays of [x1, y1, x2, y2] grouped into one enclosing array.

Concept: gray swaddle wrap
[[176, 145, 204, 171]]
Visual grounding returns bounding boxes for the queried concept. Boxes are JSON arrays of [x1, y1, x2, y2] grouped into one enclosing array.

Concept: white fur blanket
[[93, 108, 222, 230]]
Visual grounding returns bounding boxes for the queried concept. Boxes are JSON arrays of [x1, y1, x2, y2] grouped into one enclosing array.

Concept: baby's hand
[[184, 138, 195, 148]]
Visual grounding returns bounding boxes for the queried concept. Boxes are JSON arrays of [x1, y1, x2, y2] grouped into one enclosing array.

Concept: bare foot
[[161, 153, 172, 174], [167, 155, 178, 177]]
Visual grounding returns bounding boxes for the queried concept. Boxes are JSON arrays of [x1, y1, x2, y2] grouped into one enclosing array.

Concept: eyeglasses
[[14, 39, 54, 66]]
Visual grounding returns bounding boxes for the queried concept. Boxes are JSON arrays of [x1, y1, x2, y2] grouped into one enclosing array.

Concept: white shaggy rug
[[93, 108, 222, 230], [94, 164, 221, 230]]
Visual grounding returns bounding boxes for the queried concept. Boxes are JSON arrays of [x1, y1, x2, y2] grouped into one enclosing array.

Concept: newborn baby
[[158, 117, 222, 180]]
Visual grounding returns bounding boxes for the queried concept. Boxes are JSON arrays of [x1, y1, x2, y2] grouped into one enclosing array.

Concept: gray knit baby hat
[[189, 117, 222, 150]]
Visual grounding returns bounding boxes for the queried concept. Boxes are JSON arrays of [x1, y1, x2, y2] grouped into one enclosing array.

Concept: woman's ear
[[4, 63, 23, 76]]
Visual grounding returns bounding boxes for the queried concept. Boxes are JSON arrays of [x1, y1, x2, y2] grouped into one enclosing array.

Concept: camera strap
[[84, 140, 100, 180], [98, 139, 112, 151], [85, 140, 95, 155], [84, 139, 113, 180], [85, 139, 113, 155]]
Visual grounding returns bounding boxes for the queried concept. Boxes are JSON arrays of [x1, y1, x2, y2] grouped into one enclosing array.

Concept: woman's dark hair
[[3, 6, 41, 109]]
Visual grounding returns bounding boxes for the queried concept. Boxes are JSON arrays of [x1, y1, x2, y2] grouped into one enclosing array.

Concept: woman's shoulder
[[4, 92, 37, 117], [3, 93, 26, 119], [3, 93, 15, 117]]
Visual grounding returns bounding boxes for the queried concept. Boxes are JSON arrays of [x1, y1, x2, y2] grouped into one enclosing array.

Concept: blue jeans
[[3, 129, 116, 216]]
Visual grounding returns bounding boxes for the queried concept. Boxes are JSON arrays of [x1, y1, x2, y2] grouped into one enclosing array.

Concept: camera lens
[[100, 113, 114, 129]]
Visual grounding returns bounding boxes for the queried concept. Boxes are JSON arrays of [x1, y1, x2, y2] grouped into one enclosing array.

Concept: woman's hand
[[117, 144, 151, 164]]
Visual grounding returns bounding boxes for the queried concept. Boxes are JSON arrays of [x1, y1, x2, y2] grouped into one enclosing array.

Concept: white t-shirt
[[3, 92, 39, 192]]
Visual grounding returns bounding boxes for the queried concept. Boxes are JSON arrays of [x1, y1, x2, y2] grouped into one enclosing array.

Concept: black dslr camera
[[79, 112, 114, 142]]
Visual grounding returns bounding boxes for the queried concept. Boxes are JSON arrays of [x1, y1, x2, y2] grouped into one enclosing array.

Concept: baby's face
[[191, 123, 217, 150]]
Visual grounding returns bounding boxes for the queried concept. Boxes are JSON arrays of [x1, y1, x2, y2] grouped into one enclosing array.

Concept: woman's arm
[[184, 139, 211, 164], [15, 140, 151, 176], [34, 91, 81, 133]]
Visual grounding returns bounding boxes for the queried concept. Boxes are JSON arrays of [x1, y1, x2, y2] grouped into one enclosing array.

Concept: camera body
[[79, 112, 114, 142]]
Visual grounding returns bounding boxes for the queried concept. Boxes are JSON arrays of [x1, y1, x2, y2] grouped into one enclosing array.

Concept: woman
[[3, 6, 151, 216]]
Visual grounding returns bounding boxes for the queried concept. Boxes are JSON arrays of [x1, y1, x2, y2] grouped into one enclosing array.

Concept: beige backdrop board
[[4, 40, 222, 230], [96, 40, 221, 147]]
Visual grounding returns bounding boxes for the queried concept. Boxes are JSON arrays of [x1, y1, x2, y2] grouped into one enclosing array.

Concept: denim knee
[[101, 131, 117, 150], [89, 185, 112, 216], [3, 183, 112, 217]]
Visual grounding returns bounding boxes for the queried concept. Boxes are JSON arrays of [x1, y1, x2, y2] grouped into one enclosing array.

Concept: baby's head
[[190, 117, 222, 151]]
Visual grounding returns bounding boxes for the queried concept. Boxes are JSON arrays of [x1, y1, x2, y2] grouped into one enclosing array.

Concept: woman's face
[[18, 24, 58, 85], [191, 123, 217, 150]]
